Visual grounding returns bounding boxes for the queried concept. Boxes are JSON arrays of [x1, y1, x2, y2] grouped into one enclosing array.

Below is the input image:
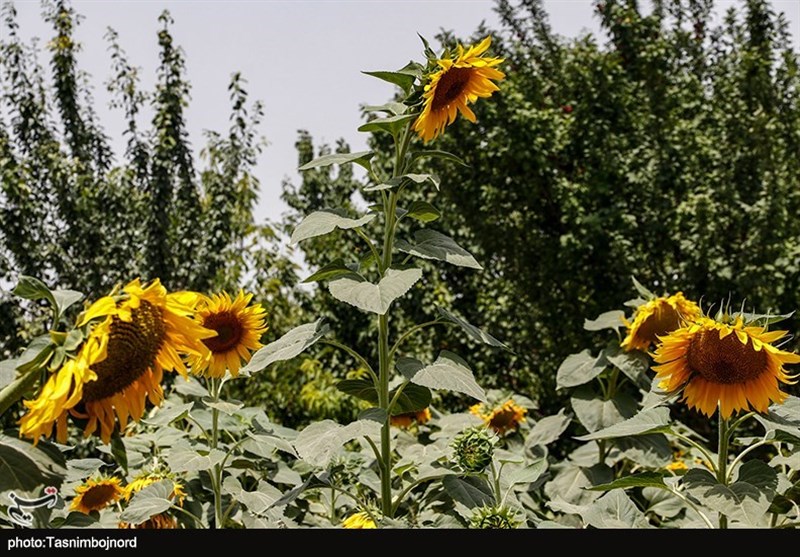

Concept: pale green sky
[[7, 0, 800, 224]]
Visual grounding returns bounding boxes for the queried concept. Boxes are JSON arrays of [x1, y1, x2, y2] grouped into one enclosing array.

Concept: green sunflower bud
[[469, 505, 520, 529], [452, 426, 495, 473]]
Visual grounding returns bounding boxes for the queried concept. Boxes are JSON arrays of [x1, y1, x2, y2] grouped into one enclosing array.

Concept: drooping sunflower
[[119, 472, 185, 529], [653, 315, 800, 418], [342, 511, 376, 529], [470, 400, 527, 435], [71, 477, 124, 514], [187, 291, 268, 378], [389, 408, 431, 429], [621, 292, 701, 352], [20, 278, 214, 444], [413, 36, 505, 142]]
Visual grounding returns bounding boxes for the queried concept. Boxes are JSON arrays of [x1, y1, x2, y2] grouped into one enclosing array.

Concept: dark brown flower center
[[81, 484, 117, 510], [489, 408, 520, 431], [431, 67, 473, 111], [202, 311, 244, 354], [637, 304, 681, 345], [687, 329, 768, 384], [83, 300, 166, 402]]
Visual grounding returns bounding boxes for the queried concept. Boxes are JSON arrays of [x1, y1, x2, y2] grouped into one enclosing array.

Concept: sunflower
[[119, 472, 185, 529], [187, 291, 268, 378], [470, 400, 527, 435], [20, 278, 214, 444], [653, 315, 800, 418], [621, 292, 701, 352], [389, 408, 431, 428], [71, 477, 124, 514], [413, 36, 505, 142], [342, 512, 376, 529]]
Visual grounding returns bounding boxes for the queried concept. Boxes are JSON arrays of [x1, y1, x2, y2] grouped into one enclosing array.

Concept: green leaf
[[142, 402, 194, 426], [526, 408, 571, 447], [290, 209, 376, 245], [583, 310, 625, 332], [166, 448, 226, 473], [0, 359, 16, 389], [607, 350, 651, 389], [442, 475, 494, 508], [437, 307, 509, 350], [391, 383, 432, 415], [298, 150, 374, 172], [0, 434, 66, 492], [358, 113, 417, 135], [15, 335, 54, 374], [239, 481, 284, 515], [110, 432, 128, 475], [405, 201, 441, 223], [544, 463, 613, 506], [362, 70, 416, 93], [328, 268, 423, 315], [589, 472, 669, 492], [506, 458, 548, 486], [396, 230, 481, 269], [202, 398, 244, 416], [173, 377, 209, 398], [303, 259, 361, 283], [62, 329, 83, 351], [406, 351, 487, 402], [66, 458, 107, 481], [575, 407, 671, 441], [336, 378, 376, 402], [51, 289, 83, 320], [581, 490, 651, 528], [242, 433, 298, 458], [363, 102, 408, 116], [50, 512, 98, 529], [294, 420, 380, 468], [555, 350, 606, 390], [396, 357, 424, 380], [571, 387, 636, 433], [684, 463, 777, 526], [13, 276, 55, 306], [617, 434, 672, 468], [631, 276, 655, 299], [119, 480, 175, 525], [409, 149, 468, 167], [358, 408, 387, 424], [241, 319, 330, 374]]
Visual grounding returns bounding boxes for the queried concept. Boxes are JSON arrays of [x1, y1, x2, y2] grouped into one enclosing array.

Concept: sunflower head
[[342, 511, 377, 529], [452, 426, 496, 473], [653, 314, 800, 418], [188, 291, 268, 378], [621, 292, 701, 352], [20, 278, 215, 444], [71, 477, 124, 514], [470, 399, 527, 435], [469, 505, 520, 529], [412, 36, 505, 142], [389, 408, 432, 429]]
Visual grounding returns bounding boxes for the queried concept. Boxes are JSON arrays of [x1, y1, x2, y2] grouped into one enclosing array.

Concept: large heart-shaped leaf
[[328, 268, 422, 315]]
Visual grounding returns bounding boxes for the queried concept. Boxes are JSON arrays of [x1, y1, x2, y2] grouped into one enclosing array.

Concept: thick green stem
[[378, 312, 393, 518], [0, 365, 41, 416], [716, 413, 729, 529], [210, 378, 223, 529]]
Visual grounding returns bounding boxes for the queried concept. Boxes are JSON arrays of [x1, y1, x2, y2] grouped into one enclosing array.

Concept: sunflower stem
[[209, 377, 224, 529], [716, 412, 730, 529]]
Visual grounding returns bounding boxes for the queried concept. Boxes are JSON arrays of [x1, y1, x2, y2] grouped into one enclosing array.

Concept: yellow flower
[[653, 315, 800, 418], [413, 36, 505, 142], [342, 511, 376, 529], [119, 472, 185, 529], [20, 278, 214, 444], [390, 408, 431, 428], [188, 291, 268, 378], [470, 400, 527, 435], [665, 460, 688, 472], [621, 292, 701, 352], [71, 477, 124, 514]]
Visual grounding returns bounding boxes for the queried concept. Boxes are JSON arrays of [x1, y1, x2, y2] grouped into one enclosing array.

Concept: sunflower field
[[1, 0, 800, 532]]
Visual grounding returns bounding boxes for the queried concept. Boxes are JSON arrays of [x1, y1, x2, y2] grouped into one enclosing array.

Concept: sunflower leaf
[[404, 201, 441, 223], [583, 310, 625, 332], [589, 472, 669, 492], [436, 307, 509, 350], [294, 420, 380, 468], [396, 230, 481, 269], [574, 407, 671, 441], [606, 351, 651, 390], [166, 448, 226, 473], [362, 70, 416, 93], [241, 319, 330, 374], [302, 259, 361, 283], [358, 113, 417, 135], [328, 268, 423, 315], [526, 408, 571, 447], [290, 209, 376, 245], [51, 289, 84, 321], [142, 402, 194, 427], [409, 149, 468, 167], [0, 433, 66, 493], [298, 150, 374, 172], [631, 276, 655, 299], [580, 490, 652, 528], [556, 349, 606, 390], [119, 479, 175, 525], [442, 475, 494, 509], [406, 351, 487, 402], [362, 102, 407, 116]]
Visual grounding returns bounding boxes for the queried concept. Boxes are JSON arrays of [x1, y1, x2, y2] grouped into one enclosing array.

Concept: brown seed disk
[[202, 311, 244, 354], [687, 329, 768, 384], [431, 67, 473, 111]]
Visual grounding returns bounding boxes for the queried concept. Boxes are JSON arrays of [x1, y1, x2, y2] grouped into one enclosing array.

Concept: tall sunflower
[[20, 279, 214, 444], [71, 477, 124, 514], [653, 315, 800, 418], [621, 292, 701, 352], [188, 291, 268, 378], [413, 36, 505, 142]]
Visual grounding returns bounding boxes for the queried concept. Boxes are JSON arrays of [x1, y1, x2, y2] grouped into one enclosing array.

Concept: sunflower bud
[[452, 426, 495, 473], [469, 505, 520, 529]]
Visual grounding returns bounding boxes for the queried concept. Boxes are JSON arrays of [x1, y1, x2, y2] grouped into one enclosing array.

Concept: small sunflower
[[653, 315, 800, 418], [413, 36, 505, 142], [71, 477, 124, 514], [341, 511, 376, 529], [188, 291, 268, 378], [469, 505, 520, 529], [20, 278, 214, 444], [119, 472, 185, 529], [470, 400, 527, 435], [665, 460, 688, 472], [389, 408, 431, 429], [621, 292, 701, 352]]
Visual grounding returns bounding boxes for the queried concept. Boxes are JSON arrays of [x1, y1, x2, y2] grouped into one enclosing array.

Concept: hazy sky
[[7, 0, 800, 225]]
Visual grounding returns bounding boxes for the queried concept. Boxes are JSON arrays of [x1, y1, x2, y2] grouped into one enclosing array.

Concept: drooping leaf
[[328, 268, 422, 315], [0, 434, 66, 493], [241, 320, 330, 374], [142, 402, 194, 427], [437, 307, 509, 350], [298, 150, 374, 172], [607, 351, 651, 389], [302, 259, 361, 283], [362, 70, 416, 93], [358, 113, 416, 135], [590, 472, 669, 492], [575, 408, 671, 441], [118, 480, 175, 525], [583, 310, 625, 332], [396, 229, 481, 269], [290, 209, 376, 245], [409, 149, 468, 167]]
